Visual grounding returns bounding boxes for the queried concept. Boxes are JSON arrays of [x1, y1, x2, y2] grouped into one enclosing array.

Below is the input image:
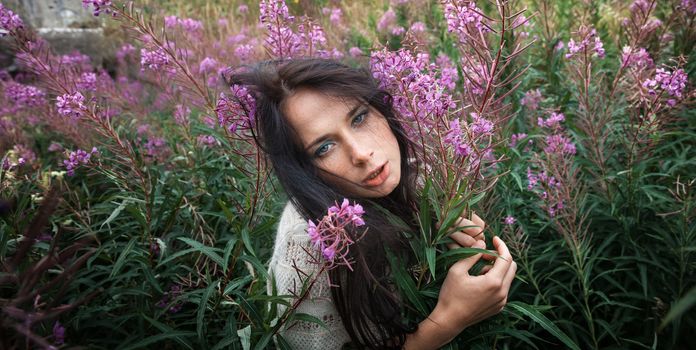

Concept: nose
[[348, 138, 374, 166]]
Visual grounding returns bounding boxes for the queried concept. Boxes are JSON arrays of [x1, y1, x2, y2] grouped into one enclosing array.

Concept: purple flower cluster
[[444, 118, 473, 157], [173, 104, 190, 126], [520, 89, 543, 110], [307, 199, 365, 269], [370, 49, 455, 125], [527, 168, 564, 217], [543, 134, 577, 155], [683, 0, 696, 14], [643, 68, 688, 103], [198, 57, 218, 74], [77, 72, 97, 92], [143, 137, 169, 162], [621, 46, 654, 69], [82, 0, 114, 17], [216, 85, 256, 133], [504, 216, 516, 225], [509, 133, 528, 148], [565, 26, 605, 59], [4, 82, 46, 108], [52, 321, 66, 345], [322, 7, 343, 27], [436, 53, 459, 91], [537, 112, 565, 129], [140, 48, 175, 74], [0, 3, 23, 35], [442, 0, 486, 44], [63, 147, 97, 176], [196, 135, 219, 147], [165, 16, 204, 34], [156, 284, 184, 313], [377, 8, 397, 33], [259, 0, 301, 59], [56, 92, 88, 120], [471, 112, 494, 136]]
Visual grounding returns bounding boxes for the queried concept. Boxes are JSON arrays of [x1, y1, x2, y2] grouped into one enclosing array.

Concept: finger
[[454, 251, 483, 272], [502, 261, 517, 290], [479, 264, 493, 274], [471, 212, 486, 240], [450, 232, 477, 247], [456, 217, 483, 239], [489, 236, 513, 279], [447, 242, 460, 251]]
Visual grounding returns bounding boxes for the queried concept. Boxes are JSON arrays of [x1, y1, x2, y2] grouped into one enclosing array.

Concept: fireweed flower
[[410, 21, 426, 34], [377, 8, 397, 33], [544, 134, 577, 155], [444, 118, 473, 157], [259, 0, 302, 58], [173, 104, 190, 126], [683, 0, 696, 14], [442, 0, 486, 44], [63, 147, 97, 176], [198, 57, 218, 74], [0, 3, 24, 35], [504, 216, 516, 225], [4, 82, 46, 108], [537, 112, 565, 129], [643, 67, 688, 106], [509, 133, 528, 148], [565, 26, 605, 59], [307, 199, 366, 270], [82, 0, 114, 17], [156, 284, 184, 313], [196, 135, 219, 147], [520, 89, 543, 110], [216, 85, 256, 133], [349, 47, 363, 57], [77, 72, 97, 92], [56, 92, 87, 120], [621, 46, 654, 69], [140, 48, 175, 74], [436, 53, 459, 91], [52, 321, 65, 345]]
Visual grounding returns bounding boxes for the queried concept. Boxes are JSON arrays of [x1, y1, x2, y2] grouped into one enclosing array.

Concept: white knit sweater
[[267, 202, 351, 349]]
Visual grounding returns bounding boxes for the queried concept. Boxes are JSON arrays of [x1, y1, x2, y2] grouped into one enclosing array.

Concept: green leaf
[[118, 331, 197, 350], [178, 237, 226, 268], [197, 280, 218, 342], [659, 286, 696, 330], [425, 246, 436, 278], [110, 238, 138, 278], [506, 302, 580, 350]]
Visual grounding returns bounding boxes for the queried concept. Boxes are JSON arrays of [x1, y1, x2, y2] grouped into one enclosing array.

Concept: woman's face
[[284, 88, 401, 198]]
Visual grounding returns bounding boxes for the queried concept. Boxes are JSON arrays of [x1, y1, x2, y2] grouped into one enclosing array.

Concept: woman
[[230, 59, 516, 349]]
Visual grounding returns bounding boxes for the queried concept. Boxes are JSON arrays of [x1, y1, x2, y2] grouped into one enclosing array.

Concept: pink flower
[[198, 57, 218, 74], [377, 9, 397, 33], [0, 3, 24, 35], [307, 198, 366, 269], [537, 112, 565, 129], [504, 216, 516, 225], [349, 47, 363, 57], [140, 48, 175, 74], [56, 92, 87, 120], [82, 0, 114, 17], [63, 147, 97, 176], [520, 89, 543, 110]]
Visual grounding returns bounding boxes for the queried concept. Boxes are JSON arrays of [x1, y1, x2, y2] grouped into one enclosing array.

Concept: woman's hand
[[447, 212, 487, 250], [404, 236, 517, 349]]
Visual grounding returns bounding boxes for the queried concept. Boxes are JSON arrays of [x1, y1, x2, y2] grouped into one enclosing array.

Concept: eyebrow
[[304, 102, 366, 152]]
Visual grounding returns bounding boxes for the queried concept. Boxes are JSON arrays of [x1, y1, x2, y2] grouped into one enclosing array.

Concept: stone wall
[[2, 0, 112, 70]]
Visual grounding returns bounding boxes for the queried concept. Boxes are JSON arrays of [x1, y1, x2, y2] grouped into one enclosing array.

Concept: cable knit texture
[[268, 202, 350, 349]]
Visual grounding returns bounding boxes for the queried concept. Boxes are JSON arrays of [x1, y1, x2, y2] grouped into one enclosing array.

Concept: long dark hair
[[229, 58, 421, 348]]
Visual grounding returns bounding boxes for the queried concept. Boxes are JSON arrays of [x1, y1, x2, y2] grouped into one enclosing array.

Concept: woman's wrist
[[403, 304, 462, 350]]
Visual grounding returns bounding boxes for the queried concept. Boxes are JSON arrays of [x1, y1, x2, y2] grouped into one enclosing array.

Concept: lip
[[363, 162, 390, 187]]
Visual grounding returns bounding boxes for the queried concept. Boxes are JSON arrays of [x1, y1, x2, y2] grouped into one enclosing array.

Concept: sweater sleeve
[[268, 202, 350, 350]]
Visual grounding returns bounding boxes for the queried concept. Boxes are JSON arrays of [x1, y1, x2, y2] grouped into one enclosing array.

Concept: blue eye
[[352, 110, 368, 126], [314, 142, 333, 157]]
